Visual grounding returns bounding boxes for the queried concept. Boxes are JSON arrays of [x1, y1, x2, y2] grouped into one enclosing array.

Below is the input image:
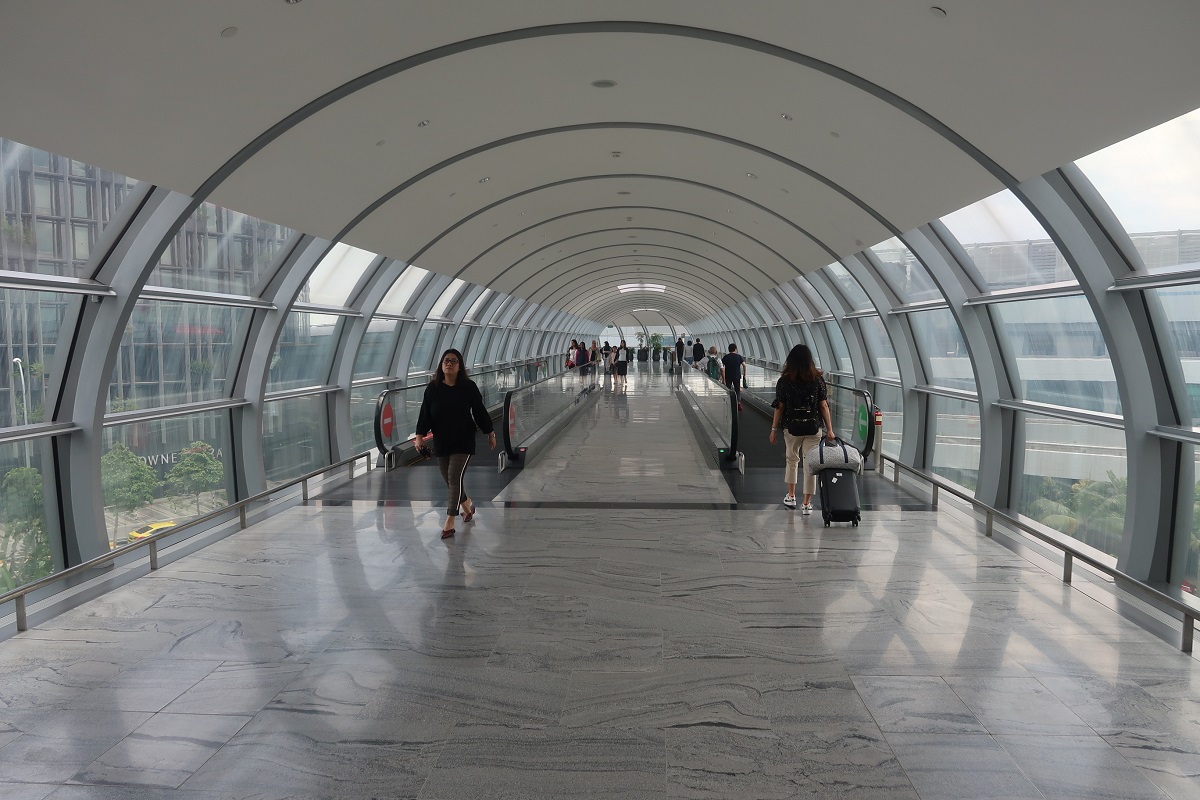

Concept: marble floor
[[1, 365, 1198, 799]]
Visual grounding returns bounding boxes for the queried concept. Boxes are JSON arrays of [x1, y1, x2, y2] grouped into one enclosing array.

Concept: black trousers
[[436, 453, 472, 516]]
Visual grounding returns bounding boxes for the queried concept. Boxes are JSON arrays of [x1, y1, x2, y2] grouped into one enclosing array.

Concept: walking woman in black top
[[414, 348, 496, 538], [769, 344, 835, 513]]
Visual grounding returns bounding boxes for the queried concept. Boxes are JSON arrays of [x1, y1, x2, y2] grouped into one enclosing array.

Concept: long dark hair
[[433, 348, 469, 384], [782, 344, 821, 383]]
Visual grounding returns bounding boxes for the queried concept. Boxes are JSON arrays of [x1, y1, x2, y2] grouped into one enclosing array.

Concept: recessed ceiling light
[[617, 191, 631, 195], [284, 0, 302, 4], [830, 131, 841, 139], [628, 236, 637, 239], [375, 140, 386, 147], [591, 79, 617, 88], [220, 26, 238, 38], [929, 6, 947, 17], [479, 177, 490, 183], [781, 113, 793, 121], [746, 172, 758, 179], [417, 119, 430, 127], [855, 239, 865, 247]]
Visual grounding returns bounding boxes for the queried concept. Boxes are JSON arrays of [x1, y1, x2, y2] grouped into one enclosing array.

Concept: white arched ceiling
[[5, 2, 1200, 327]]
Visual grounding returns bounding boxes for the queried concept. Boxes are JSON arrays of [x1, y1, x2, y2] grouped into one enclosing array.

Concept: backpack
[[785, 382, 821, 436], [706, 357, 721, 380]]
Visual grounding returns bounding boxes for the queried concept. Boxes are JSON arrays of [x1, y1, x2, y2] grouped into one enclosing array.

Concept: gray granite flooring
[[1, 365, 1198, 798]]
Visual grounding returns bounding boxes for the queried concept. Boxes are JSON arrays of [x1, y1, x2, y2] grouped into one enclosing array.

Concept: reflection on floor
[[0, 364, 1196, 798]]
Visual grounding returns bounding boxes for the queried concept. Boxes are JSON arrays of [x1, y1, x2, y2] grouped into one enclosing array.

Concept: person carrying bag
[[768, 344, 835, 513]]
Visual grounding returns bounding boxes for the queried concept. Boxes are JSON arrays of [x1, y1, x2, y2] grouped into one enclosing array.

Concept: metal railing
[[1, 451, 374, 633], [880, 453, 1197, 653]]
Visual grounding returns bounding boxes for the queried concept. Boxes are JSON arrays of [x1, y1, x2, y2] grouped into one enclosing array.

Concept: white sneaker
[[801, 503, 813, 515], [783, 493, 797, 509]]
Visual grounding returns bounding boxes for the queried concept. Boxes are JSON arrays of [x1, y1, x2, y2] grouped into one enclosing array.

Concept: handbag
[[805, 436, 863, 474]]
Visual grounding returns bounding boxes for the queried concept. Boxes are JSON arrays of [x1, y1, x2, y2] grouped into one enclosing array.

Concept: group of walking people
[[412, 339, 838, 543]]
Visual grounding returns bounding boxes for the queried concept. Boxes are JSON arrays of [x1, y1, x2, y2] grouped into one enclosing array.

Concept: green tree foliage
[[101, 443, 158, 531], [165, 441, 224, 515], [1, 467, 53, 589], [1026, 471, 1127, 555]]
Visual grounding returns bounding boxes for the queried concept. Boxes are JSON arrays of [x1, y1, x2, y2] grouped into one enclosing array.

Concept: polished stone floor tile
[[419, 724, 665, 800], [997, 733, 1173, 799], [884, 732, 1044, 799], [854, 675, 987, 733], [945, 675, 1095, 735]]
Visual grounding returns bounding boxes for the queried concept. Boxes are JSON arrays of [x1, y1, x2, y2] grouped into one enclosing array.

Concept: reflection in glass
[[267, 311, 339, 392], [1, 137, 140, 278], [871, 382, 903, 459], [910, 309, 976, 391], [409, 322, 444, 374], [1076, 107, 1200, 275], [0, 438, 57, 586], [1183, 444, 1199, 595], [108, 301, 244, 411], [1149, 286, 1200, 427], [822, 321, 853, 374], [941, 189, 1074, 289], [102, 411, 231, 547], [353, 318, 398, 379], [146, 202, 293, 295], [1, 289, 69, 429], [825, 263, 873, 310], [931, 396, 979, 490], [871, 238, 943, 303], [263, 395, 330, 486], [859, 316, 900, 379], [992, 297, 1121, 414], [1019, 415, 1126, 558]]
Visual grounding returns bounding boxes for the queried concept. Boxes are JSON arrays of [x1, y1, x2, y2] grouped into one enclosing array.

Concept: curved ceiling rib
[[445, 205, 806, 285], [531, 261, 747, 310], [339, 122, 895, 267], [193, 20, 1017, 206], [400, 174, 840, 269], [542, 272, 724, 320], [508, 242, 757, 300]]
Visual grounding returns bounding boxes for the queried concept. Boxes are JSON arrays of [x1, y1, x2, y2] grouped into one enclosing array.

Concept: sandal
[[440, 527, 455, 539]]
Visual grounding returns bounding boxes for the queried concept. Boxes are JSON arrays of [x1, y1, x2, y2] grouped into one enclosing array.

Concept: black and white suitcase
[[818, 468, 861, 527]]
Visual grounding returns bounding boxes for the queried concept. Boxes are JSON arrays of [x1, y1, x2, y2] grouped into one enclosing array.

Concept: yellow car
[[128, 520, 176, 543]]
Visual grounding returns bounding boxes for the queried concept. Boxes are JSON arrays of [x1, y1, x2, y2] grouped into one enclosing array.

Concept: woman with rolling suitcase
[[768, 344, 835, 513]]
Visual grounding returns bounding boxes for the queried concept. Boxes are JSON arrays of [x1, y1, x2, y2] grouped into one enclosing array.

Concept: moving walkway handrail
[[1, 450, 375, 634], [879, 453, 1197, 653], [677, 361, 739, 462], [501, 360, 597, 459]]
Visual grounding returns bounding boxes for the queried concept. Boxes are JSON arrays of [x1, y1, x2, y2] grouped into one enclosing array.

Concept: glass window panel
[[931, 396, 980, 491], [1, 289, 69, 429], [350, 381, 399, 455], [859, 316, 899, 380], [101, 411, 232, 547], [466, 289, 493, 321], [794, 277, 831, 316], [825, 263, 873, 311], [262, 395, 329, 487], [267, 311, 339, 392], [473, 328, 495, 365], [822, 321, 853, 373], [72, 223, 91, 260], [871, 237, 943, 303], [429, 279, 465, 318], [352, 318, 398, 379], [992, 297, 1120, 414], [108, 301, 243, 411], [1019, 415, 1126, 558], [408, 322, 442, 374], [1150, 286, 1200, 427], [304, 243, 376, 306], [1076, 107, 1200, 274], [910, 309, 976, 391], [941, 189, 1075, 290], [452, 325, 471, 353], [34, 220, 59, 257], [378, 265, 429, 315], [70, 182, 91, 218], [1183, 444, 1199, 595], [0, 437, 59, 582], [871, 381, 904, 459], [145, 203, 293, 295]]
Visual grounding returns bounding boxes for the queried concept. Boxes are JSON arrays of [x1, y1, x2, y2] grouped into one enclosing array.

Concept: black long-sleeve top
[[415, 378, 494, 456]]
